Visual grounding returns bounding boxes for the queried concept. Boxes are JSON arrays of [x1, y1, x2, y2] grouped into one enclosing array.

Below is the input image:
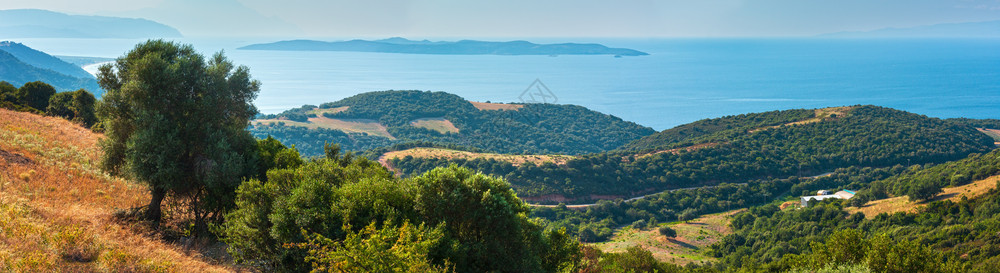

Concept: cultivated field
[[254, 116, 395, 139], [410, 118, 460, 134], [307, 106, 349, 115], [380, 147, 576, 167], [470, 101, 523, 111], [976, 128, 1000, 145], [0, 109, 232, 272], [592, 209, 744, 265]]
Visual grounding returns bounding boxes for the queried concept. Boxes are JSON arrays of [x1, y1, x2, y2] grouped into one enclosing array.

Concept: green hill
[[250, 90, 656, 156], [391, 105, 996, 199]]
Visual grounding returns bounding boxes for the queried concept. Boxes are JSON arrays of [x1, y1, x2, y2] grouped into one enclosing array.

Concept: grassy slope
[[847, 174, 1000, 218], [0, 109, 230, 272], [592, 209, 743, 266], [469, 101, 523, 111], [254, 116, 395, 139], [380, 147, 576, 167]]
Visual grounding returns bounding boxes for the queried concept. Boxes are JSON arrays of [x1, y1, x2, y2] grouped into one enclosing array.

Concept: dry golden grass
[[976, 128, 1000, 146], [592, 209, 743, 266], [307, 106, 349, 116], [380, 147, 576, 168], [847, 175, 1000, 218], [254, 116, 395, 139], [0, 108, 234, 272], [409, 118, 460, 134], [749, 106, 855, 133], [470, 101, 523, 111]]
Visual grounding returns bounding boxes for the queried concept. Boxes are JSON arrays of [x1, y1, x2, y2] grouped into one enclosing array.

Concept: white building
[[801, 190, 856, 207]]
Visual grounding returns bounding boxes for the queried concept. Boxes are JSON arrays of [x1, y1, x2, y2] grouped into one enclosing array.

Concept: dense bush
[[220, 146, 579, 272], [46, 89, 97, 128], [15, 81, 56, 110]]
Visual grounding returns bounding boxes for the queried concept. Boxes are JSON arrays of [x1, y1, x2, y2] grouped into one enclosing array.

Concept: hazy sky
[[4, 0, 1000, 38]]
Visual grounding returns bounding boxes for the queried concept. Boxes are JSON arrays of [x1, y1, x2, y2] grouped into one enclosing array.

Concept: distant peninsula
[[238, 37, 648, 56]]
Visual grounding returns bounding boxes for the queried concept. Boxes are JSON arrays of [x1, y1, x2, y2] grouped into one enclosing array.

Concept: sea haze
[[14, 38, 1000, 130]]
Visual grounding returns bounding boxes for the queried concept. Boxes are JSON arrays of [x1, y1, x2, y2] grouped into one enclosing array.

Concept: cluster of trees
[[857, 148, 1000, 203], [529, 165, 907, 242], [1, 80, 98, 128], [254, 90, 656, 156], [393, 106, 995, 198], [708, 187, 1000, 272], [621, 108, 816, 151], [703, 147, 1000, 272], [220, 147, 581, 272], [948, 117, 1000, 139]]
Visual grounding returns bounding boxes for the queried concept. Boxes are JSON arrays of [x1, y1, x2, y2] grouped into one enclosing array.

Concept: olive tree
[[46, 89, 98, 127], [96, 40, 260, 227], [16, 81, 56, 110]]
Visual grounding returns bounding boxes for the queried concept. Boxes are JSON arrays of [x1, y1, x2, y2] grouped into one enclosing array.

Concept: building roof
[[802, 195, 841, 201], [834, 190, 856, 199]]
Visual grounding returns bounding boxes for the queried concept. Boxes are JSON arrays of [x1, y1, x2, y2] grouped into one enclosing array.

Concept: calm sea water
[[15, 37, 1000, 130]]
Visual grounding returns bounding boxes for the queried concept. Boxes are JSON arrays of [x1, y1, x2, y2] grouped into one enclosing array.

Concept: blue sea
[[15, 37, 1000, 130]]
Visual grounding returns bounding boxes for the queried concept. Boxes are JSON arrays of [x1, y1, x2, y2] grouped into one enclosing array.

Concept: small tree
[[658, 226, 677, 238], [907, 180, 942, 202], [46, 89, 98, 127], [678, 208, 698, 223], [97, 40, 261, 227], [16, 81, 56, 110], [0, 81, 16, 102]]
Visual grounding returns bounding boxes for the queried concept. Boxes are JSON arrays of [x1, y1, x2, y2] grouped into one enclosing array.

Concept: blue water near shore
[[16, 37, 1000, 130]]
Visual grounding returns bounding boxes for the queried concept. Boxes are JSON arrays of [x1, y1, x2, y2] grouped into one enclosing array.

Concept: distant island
[[239, 37, 649, 56], [819, 20, 1000, 38], [0, 9, 181, 38]]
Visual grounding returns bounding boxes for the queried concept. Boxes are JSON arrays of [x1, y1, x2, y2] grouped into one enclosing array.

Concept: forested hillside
[[707, 148, 1000, 272], [391, 106, 996, 199], [250, 90, 655, 156]]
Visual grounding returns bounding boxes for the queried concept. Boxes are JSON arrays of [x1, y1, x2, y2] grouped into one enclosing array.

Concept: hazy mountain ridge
[[820, 20, 1000, 38], [239, 37, 649, 56], [0, 41, 102, 94], [0, 9, 181, 38]]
